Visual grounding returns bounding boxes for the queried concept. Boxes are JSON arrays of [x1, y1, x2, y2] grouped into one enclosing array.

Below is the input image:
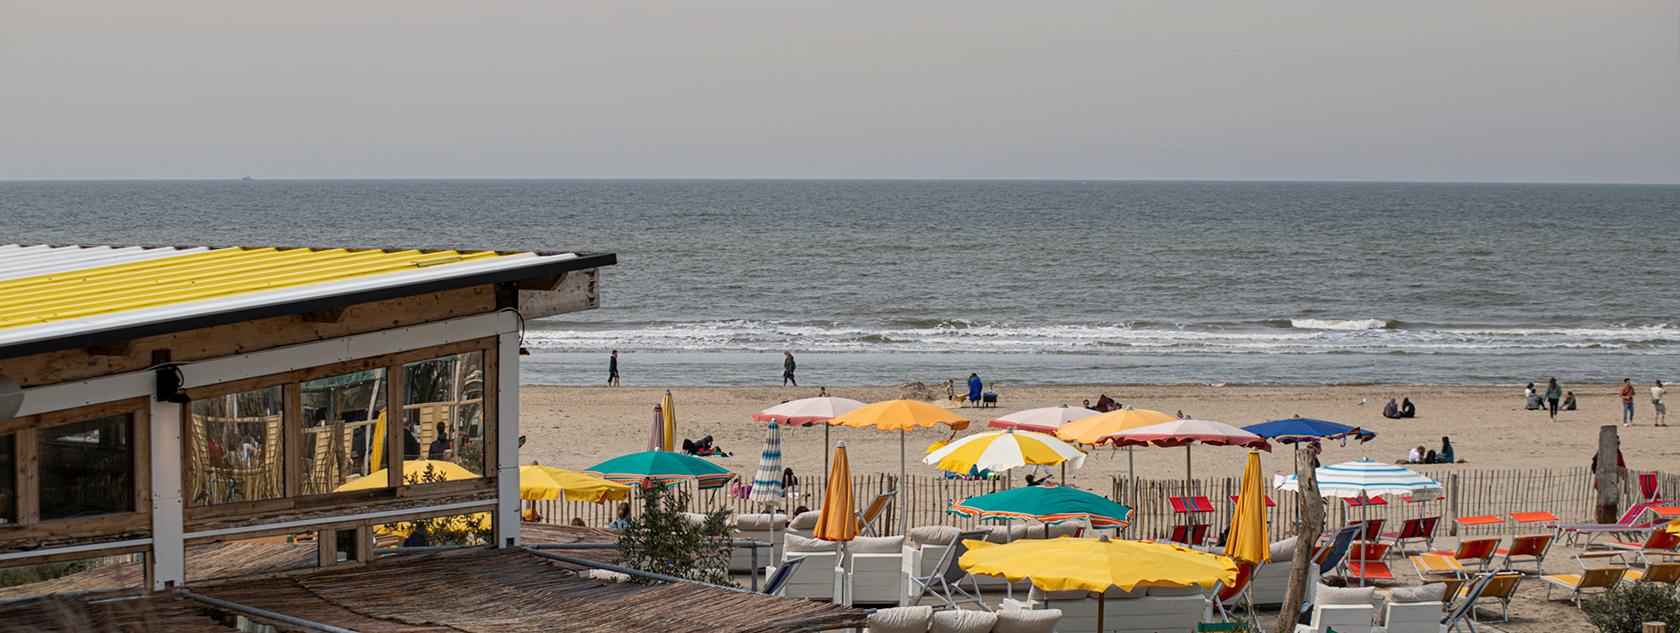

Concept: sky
[[1, 1, 1676, 183]]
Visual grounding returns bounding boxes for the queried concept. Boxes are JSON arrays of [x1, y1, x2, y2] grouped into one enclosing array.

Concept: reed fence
[[535, 467, 1674, 543]]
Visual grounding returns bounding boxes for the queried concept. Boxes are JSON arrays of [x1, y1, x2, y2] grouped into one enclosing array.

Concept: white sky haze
[[2, 1, 1676, 182]]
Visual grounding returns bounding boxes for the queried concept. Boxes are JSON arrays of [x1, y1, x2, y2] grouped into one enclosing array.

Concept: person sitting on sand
[[1382, 398, 1402, 419], [781, 467, 799, 491], [1083, 399, 1095, 410], [570, 517, 586, 527], [1407, 445, 1426, 464], [1525, 383, 1543, 410], [1176, 410, 1189, 419], [1399, 397, 1416, 418], [607, 502, 634, 530], [1436, 436, 1455, 464], [1562, 391, 1578, 410], [1095, 393, 1116, 411]]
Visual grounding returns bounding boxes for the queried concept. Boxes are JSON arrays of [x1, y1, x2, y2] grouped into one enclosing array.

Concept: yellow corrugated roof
[[0, 246, 520, 330]]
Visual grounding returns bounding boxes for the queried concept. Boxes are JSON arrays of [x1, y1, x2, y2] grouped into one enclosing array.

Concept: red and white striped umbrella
[[1101, 419, 1271, 487], [752, 396, 866, 426], [986, 405, 1100, 434]]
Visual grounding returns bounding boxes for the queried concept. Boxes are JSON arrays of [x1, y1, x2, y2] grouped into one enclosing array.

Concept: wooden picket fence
[[536, 467, 1674, 543]]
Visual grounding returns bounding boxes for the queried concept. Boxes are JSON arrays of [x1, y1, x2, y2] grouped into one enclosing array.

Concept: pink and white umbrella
[[986, 405, 1100, 434], [753, 396, 866, 480], [1101, 419, 1271, 488]]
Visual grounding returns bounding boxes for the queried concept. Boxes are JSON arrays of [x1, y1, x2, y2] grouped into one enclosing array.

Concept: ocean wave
[[523, 318, 1680, 356], [1285, 318, 1397, 331]]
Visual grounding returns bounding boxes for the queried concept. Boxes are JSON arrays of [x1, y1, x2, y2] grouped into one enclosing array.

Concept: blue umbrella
[[1243, 417, 1374, 445]]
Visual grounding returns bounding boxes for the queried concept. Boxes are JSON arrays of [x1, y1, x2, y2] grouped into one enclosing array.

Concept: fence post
[[1595, 426, 1621, 524]]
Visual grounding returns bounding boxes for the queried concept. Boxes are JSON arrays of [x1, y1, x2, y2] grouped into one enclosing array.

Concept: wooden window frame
[[180, 337, 499, 524], [0, 397, 151, 545]]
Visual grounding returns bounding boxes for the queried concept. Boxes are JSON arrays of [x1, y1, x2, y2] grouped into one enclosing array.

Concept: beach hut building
[[0, 244, 613, 589]]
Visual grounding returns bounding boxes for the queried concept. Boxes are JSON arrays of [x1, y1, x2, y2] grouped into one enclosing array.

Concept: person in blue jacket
[[967, 373, 983, 405]]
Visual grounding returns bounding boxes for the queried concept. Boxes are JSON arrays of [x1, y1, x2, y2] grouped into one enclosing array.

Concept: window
[[187, 386, 284, 506], [300, 369, 387, 495], [403, 351, 486, 479], [0, 434, 14, 524], [38, 415, 134, 520]]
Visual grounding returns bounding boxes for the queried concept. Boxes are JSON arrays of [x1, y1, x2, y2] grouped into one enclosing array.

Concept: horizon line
[[3, 176, 1678, 186]]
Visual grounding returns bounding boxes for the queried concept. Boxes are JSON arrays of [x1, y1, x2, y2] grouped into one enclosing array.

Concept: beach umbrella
[[749, 422, 786, 506], [1101, 418, 1271, 488], [1243, 417, 1374, 444], [582, 451, 735, 490], [814, 442, 857, 542], [830, 399, 970, 535], [987, 405, 1100, 434], [1274, 459, 1441, 586], [959, 536, 1238, 632], [334, 459, 479, 492], [924, 429, 1087, 475], [949, 485, 1132, 529], [519, 464, 631, 503], [1224, 451, 1270, 566], [661, 390, 678, 453], [1054, 407, 1176, 479], [647, 403, 666, 452], [753, 395, 866, 479]]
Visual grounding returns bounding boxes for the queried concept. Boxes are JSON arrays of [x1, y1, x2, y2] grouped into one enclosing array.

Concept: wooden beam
[[514, 272, 567, 292], [86, 341, 132, 357], [516, 267, 599, 318], [300, 307, 348, 324]]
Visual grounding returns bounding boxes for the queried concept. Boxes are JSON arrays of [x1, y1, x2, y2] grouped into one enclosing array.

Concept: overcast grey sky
[[2, 1, 1676, 182]]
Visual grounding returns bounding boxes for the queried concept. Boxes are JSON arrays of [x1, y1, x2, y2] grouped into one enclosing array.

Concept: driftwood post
[[1595, 426, 1620, 524], [1643, 622, 1667, 633], [1276, 442, 1324, 632]]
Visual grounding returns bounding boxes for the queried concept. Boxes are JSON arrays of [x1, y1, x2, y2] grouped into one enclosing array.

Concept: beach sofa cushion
[[1270, 536, 1298, 562], [1388, 583, 1446, 603], [790, 510, 822, 530], [1316, 583, 1376, 605], [1144, 585, 1203, 597], [1028, 586, 1142, 601], [851, 535, 906, 554], [908, 525, 963, 547], [1046, 523, 1082, 538], [735, 512, 787, 531], [785, 533, 839, 553], [931, 609, 997, 633], [867, 606, 933, 633], [982, 525, 1034, 543], [992, 608, 1063, 633]]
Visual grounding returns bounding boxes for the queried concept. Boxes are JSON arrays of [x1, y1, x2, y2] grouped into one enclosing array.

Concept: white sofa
[[1294, 584, 1377, 633], [1002, 585, 1206, 633], [782, 534, 843, 602], [1375, 583, 1447, 633], [1250, 537, 1322, 606], [727, 512, 787, 573], [846, 535, 908, 606], [903, 526, 965, 603], [867, 606, 1062, 633], [788, 510, 821, 539]]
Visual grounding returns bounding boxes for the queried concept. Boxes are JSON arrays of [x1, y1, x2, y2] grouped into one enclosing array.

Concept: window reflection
[[403, 351, 485, 478], [187, 386, 284, 506], [39, 415, 134, 519], [301, 369, 388, 495]]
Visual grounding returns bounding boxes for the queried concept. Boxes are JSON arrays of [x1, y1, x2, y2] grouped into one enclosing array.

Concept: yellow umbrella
[[661, 390, 677, 452], [813, 441, 857, 542], [924, 429, 1086, 474], [1054, 408, 1175, 479], [520, 464, 633, 503], [1224, 450, 1270, 565], [960, 536, 1238, 632], [830, 399, 970, 535], [334, 459, 479, 492]]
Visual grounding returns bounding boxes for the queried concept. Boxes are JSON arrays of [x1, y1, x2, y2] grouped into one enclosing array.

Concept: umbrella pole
[[1359, 501, 1369, 588], [824, 423, 831, 492], [1127, 446, 1135, 480], [1096, 594, 1104, 633], [899, 430, 908, 537]]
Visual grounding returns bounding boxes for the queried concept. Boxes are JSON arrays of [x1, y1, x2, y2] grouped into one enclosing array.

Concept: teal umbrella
[[582, 451, 735, 490], [949, 485, 1133, 528]]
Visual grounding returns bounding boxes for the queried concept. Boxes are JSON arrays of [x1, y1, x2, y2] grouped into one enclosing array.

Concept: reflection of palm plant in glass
[[381, 464, 490, 545]]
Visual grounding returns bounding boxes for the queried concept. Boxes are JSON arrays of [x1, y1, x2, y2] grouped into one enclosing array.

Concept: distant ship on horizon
[[241, 175, 254, 181]]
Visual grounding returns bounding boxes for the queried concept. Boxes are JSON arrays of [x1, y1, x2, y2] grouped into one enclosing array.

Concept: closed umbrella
[[1224, 451, 1270, 566], [959, 536, 1238, 632], [813, 442, 857, 542], [582, 451, 736, 489], [749, 422, 786, 507], [829, 399, 970, 535], [661, 390, 677, 452], [754, 395, 866, 479], [647, 403, 666, 452]]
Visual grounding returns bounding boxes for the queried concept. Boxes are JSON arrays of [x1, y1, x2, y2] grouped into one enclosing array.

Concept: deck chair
[[1623, 560, 1680, 591], [1441, 573, 1495, 632], [1211, 562, 1256, 621], [1380, 517, 1433, 554], [855, 490, 895, 536], [1552, 501, 1667, 546], [1432, 537, 1500, 571], [1169, 523, 1211, 545], [1542, 566, 1627, 606], [1640, 471, 1662, 502], [1495, 533, 1553, 574], [1343, 542, 1396, 583], [910, 530, 988, 610], [1348, 518, 1385, 542], [1314, 525, 1363, 577], [1411, 553, 1466, 579], [761, 558, 803, 596], [1463, 571, 1520, 622], [1602, 526, 1680, 565]]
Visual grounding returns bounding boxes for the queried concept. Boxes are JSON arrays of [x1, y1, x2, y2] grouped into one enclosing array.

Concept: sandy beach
[[521, 383, 1675, 484]]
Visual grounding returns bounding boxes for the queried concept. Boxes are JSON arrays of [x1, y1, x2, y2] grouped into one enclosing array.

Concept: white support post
[[494, 331, 521, 547], [149, 398, 185, 590]]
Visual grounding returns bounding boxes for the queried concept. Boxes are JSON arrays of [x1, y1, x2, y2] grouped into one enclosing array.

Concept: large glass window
[[187, 386, 284, 506], [403, 351, 486, 479], [38, 415, 134, 520], [0, 434, 15, 524], [300, 369, 387, 495]]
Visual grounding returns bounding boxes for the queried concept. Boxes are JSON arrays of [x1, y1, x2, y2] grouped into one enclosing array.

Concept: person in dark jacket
[[1399, 398, 1417, 418], [967, 373, 983, 405], [1382, 398, 1402, 419], [782, 351, 798, 386]]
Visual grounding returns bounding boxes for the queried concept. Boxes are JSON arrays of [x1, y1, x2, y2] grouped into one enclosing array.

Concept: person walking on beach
[[782, 351, 798, 386], [1654, 380, 1668, 426], [1545, 377, 1562, 422], [1620, 378, 1636, 425], [608, 350, 621, 386]]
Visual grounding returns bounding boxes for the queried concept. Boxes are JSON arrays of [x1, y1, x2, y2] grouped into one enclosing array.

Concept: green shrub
[[615, 484, 730, 585], [1583, 583, 1680, 633]]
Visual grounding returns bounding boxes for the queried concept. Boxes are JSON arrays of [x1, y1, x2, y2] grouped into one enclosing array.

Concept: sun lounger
[[1380, 516, 1440, 553], [1623, 560, 1680, 591], [1600, 527, 1680, 565], [1210, 562, 1256, 620], [1347, 518, 1385, 542], [1452, 514, 1503, 536], [909, 532, 988, 610], [1431, 537, 1500, 571], [856, 490, 896, 537], [1343, 542, 1395, 583], [762, 558, 803, 596], [1168, 523, 1211, 546], [1464, 571, 1521, 622], [1441, 573, 1495, 632], [1411, 552, 1466, 579], [1314, 525, 1363, 577], [1543, 566, 1626, 606], [1495, 533, 1554, 574], [1551, 501, 1668, 546]]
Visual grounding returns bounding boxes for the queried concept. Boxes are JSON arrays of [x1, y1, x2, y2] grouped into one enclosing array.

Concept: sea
[[4, 180, 1677, 387]]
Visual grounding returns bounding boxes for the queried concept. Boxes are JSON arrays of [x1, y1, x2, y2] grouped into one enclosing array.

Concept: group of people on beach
[[1524, 377, 1666, 426], [1380, 397, 1416, 419], [1403, 436, 1456, 464]]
